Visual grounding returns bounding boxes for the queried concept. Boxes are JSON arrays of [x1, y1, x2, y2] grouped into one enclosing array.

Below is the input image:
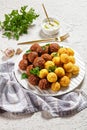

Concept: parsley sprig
[[0, 5, 39, 40]]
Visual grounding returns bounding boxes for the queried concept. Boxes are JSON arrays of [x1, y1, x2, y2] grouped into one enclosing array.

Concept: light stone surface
[[0, 0, 87, 130]]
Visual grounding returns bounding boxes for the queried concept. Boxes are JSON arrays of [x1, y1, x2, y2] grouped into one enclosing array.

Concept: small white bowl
[[41, 17, 60, 36]]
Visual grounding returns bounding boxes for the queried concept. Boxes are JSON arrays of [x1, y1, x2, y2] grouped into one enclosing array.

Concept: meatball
[[37, 46, 50, 55], [41, 54, 52, 61], [28, 51, 38, 63], [49, 43, 60, 53], [19, 59, 28, 70], [26, 65, 33, 76], [23, 53, 28, 60], [41, 46, 49, 54], [38, 79, 50, 89], [30, 43, 40, 51], [33, 57, 45, 69], [28, 74, 40, 86]]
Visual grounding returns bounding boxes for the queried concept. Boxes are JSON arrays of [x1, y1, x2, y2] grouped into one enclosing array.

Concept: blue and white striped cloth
[[0, 62, 87, 118]]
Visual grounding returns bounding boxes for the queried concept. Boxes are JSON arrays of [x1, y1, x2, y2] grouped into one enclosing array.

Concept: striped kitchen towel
[[0, 62, 87, 118]]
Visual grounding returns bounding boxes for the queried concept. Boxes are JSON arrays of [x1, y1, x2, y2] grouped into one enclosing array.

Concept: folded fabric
[[0, 62, 87, 118]]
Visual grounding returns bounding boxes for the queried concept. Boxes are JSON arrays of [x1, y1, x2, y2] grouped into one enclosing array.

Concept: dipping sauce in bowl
[[41, 18, 60, 35]]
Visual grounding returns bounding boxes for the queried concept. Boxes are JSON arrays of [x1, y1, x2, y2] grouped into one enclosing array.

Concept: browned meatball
[[33, 57, 45, 69], [41, 46, 49, 54], [28, 52, 38, 63], [19, 59, 28, 70], [41, 54, 52, 61], [23, 53, 28, 60], [38, 79, 50, 89], [49, 43, 60, 53], [26, 65, 33, 76], [30, 43, 40, 51], [28, 74, 40, 86]]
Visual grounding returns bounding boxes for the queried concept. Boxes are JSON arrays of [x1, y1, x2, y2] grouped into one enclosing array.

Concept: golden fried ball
[[69, 56, 75, 64], [65, 72, 72, 79], [60, 76, 70, 87], [60, 53, 69, 64], [55, 67, 65, 77], [58, 47, 69, 55], [66, 48, 74, 56], [39, 69, 48, 78], [72, 65, 80, 75], [52, 56, 61, 66], [51, 82, 60, 91], [47, 72, 57, 83], [45, 61, 55, 69], [63, 62, 74, 72]]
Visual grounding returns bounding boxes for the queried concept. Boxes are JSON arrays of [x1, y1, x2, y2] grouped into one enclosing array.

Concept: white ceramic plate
[[14, 43, 85, 96]]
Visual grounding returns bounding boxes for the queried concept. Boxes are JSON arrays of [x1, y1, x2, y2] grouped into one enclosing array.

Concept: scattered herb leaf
[[25, 49, 32, 54], [52, 52, 58, 57], [21, 73, 28, 79], [0, 5, 39, 40], [30, 67, 40, 76], [42, 46, 46, 50], [45, 43, 50, 46], [48, 66, 57, 72]]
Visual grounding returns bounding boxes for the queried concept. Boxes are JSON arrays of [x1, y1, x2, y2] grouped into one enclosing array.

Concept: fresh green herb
[[45, 43, 50, 46], [41, 43, 50, 50], [42, 46, 46, 50], [21, 73, 28, 79], [48, 66, 57, 72], [0, 5, 39, 40], [52, 52, 58, 57], [30, 67, 40, 76], [25, 49, 32, 54]]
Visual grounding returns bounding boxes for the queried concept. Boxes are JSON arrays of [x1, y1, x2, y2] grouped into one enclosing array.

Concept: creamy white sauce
[[43, 20, 60, 30]]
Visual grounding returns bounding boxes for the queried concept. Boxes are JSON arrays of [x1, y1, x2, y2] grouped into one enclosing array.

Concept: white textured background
[[0, 0, 87, 130]]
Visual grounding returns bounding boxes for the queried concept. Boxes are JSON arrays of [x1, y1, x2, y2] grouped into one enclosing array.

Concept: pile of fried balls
[[19, 43, 79, 92]]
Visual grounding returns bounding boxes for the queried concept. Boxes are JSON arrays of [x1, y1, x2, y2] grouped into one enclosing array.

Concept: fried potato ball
[[49, 43, 60, 53], [66, 48, 74, 56], [60, 76, 70, 87], [47, 72, 57, 83], [52, 56, 61, 66], [39, 69, 48, 78], [72, 65, 80, 75], [45, 61, 55, 69], [55, 67, 65, 77], [63, 62, 74, 72], [58, 47, 69, 55], [65, 72, 72, 79], [60, 53, 69, 64], [69, 56, 75, 64], [51, 82, 60, 91]]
